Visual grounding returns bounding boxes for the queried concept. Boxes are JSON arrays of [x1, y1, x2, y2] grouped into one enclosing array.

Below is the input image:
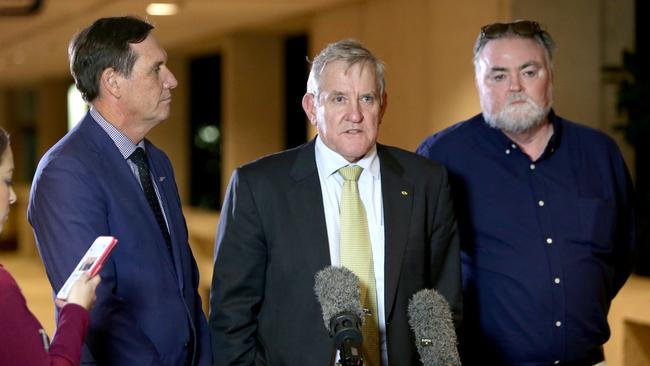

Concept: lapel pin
[[401, 190, 408, 196], [159, 176, 166, 182]]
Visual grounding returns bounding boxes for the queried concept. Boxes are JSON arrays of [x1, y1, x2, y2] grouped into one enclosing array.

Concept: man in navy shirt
[[417, 20, 635, 365]]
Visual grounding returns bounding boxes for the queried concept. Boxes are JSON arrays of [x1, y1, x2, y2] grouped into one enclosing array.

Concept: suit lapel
[[289, 140, 331, 270], [378, 145, 414, 318], [80, 116, 179, 280], [144, 142, 185, 286]]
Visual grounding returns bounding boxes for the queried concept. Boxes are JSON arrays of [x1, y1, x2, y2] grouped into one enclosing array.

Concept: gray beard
[[484, 95, 551, 134]]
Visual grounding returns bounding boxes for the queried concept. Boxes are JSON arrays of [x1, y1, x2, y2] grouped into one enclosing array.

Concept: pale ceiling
[[0, 0, 357, 86]]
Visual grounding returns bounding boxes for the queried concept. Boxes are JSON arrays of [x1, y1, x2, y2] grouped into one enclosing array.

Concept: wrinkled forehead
[[477, 37, 550, 70], [318, 60, 378, 90], [130, 34, 168, 65]]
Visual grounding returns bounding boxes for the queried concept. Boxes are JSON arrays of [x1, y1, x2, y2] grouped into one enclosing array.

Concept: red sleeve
[[48, 303, 90, 365], [0, 265, 88, 366]]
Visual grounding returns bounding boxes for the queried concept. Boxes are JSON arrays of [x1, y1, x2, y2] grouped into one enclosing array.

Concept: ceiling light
[[146, 3, 179, 16]]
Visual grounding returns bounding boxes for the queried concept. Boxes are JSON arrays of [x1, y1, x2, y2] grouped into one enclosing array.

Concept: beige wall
[[35, 79, 69, 159], [511, 0, 635, 171], [221, 34, 285, 195], [512, 0, 601, 128], [303, 0, 634, 159], [0, 89, 7, 131], [424, 0, 510, 145], [0, 0, 636, 216], [1, 0, 634, 203], [146, 54, 191, 202], [308, 0, 510, 151]]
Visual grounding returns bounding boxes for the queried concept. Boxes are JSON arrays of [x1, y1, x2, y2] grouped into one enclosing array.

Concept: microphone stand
[[330, 313, 364, 366]]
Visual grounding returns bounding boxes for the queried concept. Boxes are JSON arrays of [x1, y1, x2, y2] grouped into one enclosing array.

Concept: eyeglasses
[[480, 20, 543, 40], [474, 20, 554, 60]]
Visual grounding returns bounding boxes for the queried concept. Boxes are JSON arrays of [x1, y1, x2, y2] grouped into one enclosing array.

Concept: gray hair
[[307, 39, 386, 105], [473, 20, 556, 70]]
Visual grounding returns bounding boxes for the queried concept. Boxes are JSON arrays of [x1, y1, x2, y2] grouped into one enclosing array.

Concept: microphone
[[407, 289, 460, 366], [314, 266, 365, 366]]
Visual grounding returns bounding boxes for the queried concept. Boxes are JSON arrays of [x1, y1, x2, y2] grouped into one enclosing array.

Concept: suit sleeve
[[429, 166, 463, 327], [209, 168, 267, 366], [28, 156, 165, 365]]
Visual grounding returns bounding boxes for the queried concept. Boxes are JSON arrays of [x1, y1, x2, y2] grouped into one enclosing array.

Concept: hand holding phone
[[56, 236, 117, 300]]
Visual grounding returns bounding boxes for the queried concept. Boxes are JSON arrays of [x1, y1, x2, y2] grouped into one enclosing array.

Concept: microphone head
[[408, 289, 460, 366], [314, 266, 365, 332]]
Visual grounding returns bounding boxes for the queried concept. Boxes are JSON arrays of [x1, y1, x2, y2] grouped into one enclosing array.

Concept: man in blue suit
[[28, 16, 211, 365]]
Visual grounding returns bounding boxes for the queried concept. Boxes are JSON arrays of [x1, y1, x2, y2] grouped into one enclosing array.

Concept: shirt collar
[[89, 107, 145, 159], [479, 108, 563, 160], [315, 135, 380, 179], [545, 109, 562, 153]]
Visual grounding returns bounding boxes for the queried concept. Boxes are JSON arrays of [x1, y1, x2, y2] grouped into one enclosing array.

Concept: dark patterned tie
[[129, 148, 173, 260]]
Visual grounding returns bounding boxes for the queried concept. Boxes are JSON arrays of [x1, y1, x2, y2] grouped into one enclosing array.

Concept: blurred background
[[0, 0, 647, 364]]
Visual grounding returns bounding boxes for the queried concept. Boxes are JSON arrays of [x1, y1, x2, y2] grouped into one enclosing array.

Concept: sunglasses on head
[[480, 20, 542, 40]]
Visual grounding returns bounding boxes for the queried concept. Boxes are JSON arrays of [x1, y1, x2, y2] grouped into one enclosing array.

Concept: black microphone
[[407, 289, 460, 366], [314, 266, 365, 366]]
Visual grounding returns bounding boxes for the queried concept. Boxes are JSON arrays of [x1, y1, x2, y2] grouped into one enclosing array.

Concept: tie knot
[[338, 165, 363, 182], [129, 147, 147, 166]]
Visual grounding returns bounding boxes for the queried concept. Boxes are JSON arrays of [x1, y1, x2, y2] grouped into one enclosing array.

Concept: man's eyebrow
[[519, 61, 542, 70], [360, 91, 378, 97], [488, 66, 508, 73], [488, 61, 542, 73], [328, 90, 345, 97]]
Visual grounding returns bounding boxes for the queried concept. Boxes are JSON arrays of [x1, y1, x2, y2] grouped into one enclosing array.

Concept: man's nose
[[509, 74, 523, 92], [346, 101, 363, 122], [163, 67, 178, 89]]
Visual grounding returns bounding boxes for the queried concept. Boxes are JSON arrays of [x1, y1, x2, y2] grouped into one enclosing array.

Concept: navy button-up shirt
[[417, 111, 635, 365]]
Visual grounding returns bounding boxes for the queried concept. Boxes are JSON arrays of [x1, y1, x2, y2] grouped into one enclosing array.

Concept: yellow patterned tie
[[338, 165, 380, 366]]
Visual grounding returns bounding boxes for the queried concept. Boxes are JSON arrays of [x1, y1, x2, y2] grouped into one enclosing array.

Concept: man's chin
[[486, 106, 549, 134], [157, 109, 171, 123]]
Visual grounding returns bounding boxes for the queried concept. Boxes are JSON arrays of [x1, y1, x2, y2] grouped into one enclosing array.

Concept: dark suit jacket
[[28, 113, 212, 365], [209, 139, 461, 365]]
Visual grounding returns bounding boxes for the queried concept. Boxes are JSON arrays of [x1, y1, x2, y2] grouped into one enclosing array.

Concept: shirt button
[[530, 164, 536, 170], [554, 277, 561, 284], [538, 200, 545, 207], [546, 237, 553, 244], [511, 144, 517, 149], [555, 321, 562, 327], [554, 361, 560, 365], [505, 149, 511, 154]]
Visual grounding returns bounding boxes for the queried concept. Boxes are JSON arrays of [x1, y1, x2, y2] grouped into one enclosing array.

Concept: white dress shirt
[[314, 136, 388, 365]]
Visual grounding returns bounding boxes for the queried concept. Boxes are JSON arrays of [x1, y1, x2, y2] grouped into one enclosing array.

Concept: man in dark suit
[[209, 39, 461, 366], [28, 16, 211, 365]]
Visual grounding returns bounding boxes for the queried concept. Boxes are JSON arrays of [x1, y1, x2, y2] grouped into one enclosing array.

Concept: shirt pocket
[[571, 197, 617, 251]]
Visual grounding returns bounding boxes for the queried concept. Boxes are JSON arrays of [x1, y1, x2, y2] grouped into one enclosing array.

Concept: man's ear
[[100, 68, 121, 99], [379, 92, 388, 122], [302, 93, 317, 126]]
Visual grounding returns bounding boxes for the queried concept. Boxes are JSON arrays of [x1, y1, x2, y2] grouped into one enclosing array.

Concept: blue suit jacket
[[28, 113, 212, 365]]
